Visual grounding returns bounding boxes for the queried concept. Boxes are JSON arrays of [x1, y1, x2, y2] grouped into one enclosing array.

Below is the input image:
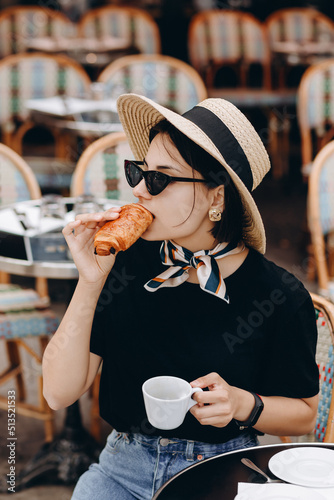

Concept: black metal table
[[153, 442, 334, 500]]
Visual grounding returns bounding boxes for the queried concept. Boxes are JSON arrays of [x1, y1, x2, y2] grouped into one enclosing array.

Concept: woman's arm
[[190, 372, 318, 436], [42, 278, 104, 410], [42, 208, 120, 409]]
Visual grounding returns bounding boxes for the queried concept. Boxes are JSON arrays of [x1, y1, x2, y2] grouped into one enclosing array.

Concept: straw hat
[[117, 93, 271, 254]]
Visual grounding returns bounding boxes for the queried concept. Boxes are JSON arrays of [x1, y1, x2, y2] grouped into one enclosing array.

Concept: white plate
[[268, 447, 334, 488], [235, 483, 326, 499]]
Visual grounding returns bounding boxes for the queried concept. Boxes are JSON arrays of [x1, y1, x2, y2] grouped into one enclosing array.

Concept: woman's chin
[[141, 227, 170, 242], [141, 233, 161, 241]]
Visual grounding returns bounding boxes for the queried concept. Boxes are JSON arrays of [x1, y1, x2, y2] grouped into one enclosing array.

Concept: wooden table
[[153, 442, 334, 500], [25, 95, 124, 173], [272, 40, 334, 66], [207, 88, 296, 109], [26, 95, 123, 139], [26, 36, 138, 79]]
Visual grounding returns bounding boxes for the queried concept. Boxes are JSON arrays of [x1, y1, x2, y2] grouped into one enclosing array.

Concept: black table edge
[[152, 441, 334, 499]]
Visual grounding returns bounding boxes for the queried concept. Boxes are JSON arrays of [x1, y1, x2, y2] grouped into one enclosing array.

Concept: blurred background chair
[[0, 52, 91, 155], [70, 131, 135, 203], [0, 5, 76, 58], [0, 52, 92, 193], [280, 293, 334, 443], [265, 7, 334, 89], [188, 9, 271, 90], [307, 140, 334, 301], [71, 131, 135, 440], [78, 5, 161, 55], [296, 59, 334, 289], [297, 58, 334, 180], [0, 52, 91, 153], [0, 143, 60, 442], [97, 53, 207, 113]]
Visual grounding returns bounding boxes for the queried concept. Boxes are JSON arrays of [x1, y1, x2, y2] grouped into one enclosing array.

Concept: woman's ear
[[210, 186, 225, 211]]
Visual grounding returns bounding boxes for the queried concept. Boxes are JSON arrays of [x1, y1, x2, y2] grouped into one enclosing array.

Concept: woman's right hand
[[62, 207, 121, 284]]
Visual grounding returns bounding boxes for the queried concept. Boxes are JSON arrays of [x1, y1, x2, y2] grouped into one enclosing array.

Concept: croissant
[[94, 204, 153, 256]]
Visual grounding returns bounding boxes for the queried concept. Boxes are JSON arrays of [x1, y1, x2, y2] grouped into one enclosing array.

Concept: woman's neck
[[186, 245, 249, 284], [172, 233, 218, 253]]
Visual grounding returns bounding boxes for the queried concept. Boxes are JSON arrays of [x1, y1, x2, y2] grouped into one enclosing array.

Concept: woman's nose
[[132, 178, 151, 199]]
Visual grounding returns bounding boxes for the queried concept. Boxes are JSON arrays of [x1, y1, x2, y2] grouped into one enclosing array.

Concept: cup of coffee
[[142, 376, 203, 430]]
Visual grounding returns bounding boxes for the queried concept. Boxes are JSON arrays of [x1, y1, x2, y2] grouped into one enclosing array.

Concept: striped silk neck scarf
[[144, 240, 245, 303]]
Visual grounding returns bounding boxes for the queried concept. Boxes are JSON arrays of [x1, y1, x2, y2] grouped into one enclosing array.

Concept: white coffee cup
[[142, 376, 203, 430]]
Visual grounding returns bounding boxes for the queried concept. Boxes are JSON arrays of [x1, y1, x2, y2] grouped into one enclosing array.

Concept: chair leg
[[268, 112, 280, 178], [90, 373, 101, 442], [279, 436, 293, 443], [278, 66, 286, 89], [6, 340, 25, 401], [39, 337, 54, 442], [38, 376, 54, 442], [328, 232, 334, 279], [306, 243, 317, 282], [39, 337, 54, 441], [268, 111, 291, 180], [35, 277, 49, 300], [0, 271, 10, 283], [239, 63, 248, 88]]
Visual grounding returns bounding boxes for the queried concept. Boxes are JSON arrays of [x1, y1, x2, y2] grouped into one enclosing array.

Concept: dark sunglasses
[[124, 160, 207, 196]]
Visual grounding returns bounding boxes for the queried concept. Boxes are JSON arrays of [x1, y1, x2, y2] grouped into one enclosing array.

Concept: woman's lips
[[137, 204, 155, 219]]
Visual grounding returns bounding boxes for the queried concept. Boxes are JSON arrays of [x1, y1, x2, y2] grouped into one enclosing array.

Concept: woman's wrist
[[77, 275, 107, 291], [233, 387, 258, 422]]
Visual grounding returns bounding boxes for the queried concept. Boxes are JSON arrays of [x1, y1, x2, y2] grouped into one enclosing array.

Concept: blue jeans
[[71, 429, 258, 500]]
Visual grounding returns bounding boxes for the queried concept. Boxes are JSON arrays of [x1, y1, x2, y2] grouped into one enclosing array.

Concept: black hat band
[[182, 105, 253, 192]]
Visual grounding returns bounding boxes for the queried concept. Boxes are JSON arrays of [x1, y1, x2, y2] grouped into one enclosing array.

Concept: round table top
[[0, 197, 124, 279], [153, 441, 334, 500], [0, 254, 78, 279], [271, 40, 334, 55], [27, 95, 123, 138]]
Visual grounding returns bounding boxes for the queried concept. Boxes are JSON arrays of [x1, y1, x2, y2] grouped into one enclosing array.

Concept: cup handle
[[187, 387, 203, 411]]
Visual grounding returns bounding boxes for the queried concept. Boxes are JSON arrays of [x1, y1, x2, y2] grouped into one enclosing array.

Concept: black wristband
[[234, 392, 264, 431]]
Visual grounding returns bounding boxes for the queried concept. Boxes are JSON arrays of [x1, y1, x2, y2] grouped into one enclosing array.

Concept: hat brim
[[117, 93, 267, 254]]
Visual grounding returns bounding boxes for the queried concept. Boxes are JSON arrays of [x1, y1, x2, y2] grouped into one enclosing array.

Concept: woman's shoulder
[[247, 249, 311, 310], [111, 238, 164, 278], [125, 238, 162, 263]]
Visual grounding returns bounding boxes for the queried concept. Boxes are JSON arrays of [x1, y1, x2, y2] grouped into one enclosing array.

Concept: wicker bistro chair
[[71, 132, 135, 204], [0, 52, 92, 157], [264, 8, 334, 88], [297, 59, 334, 180], [78, 5, 161, 55], [97, 54, 208, 114], [297, 62, 334, 283], [0, 5, 76, 58], [280, 293, 334, 443], [188, 10, 271, 90], [71, 132, 135, 440], [0, 143, 60, 442], [307, 141, 334, 299]]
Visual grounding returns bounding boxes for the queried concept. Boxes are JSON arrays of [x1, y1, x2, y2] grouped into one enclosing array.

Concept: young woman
[[42, 94, 319, 500]]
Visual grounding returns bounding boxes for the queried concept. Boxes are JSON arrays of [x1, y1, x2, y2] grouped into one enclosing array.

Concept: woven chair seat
[[315, 310, 334, 441], [280, 294, 334, 443], [0, 143, 59, 442], [0, 284, 59, 339]]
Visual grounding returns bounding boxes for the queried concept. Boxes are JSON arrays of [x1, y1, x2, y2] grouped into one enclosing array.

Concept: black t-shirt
[[90, 239, 319, 444]]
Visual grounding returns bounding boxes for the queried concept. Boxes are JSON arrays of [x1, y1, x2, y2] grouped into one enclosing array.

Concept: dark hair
[[149, 119, 245, 244]]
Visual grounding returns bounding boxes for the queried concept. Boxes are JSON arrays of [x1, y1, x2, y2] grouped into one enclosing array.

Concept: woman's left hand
[[189, 372, 254, 428]]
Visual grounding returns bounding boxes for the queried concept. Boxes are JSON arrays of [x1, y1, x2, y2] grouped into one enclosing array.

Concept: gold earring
[[209, 208, 222, 222]]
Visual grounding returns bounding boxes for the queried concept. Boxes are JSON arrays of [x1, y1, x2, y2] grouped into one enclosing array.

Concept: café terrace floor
[[0, 174, 318, 499]]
